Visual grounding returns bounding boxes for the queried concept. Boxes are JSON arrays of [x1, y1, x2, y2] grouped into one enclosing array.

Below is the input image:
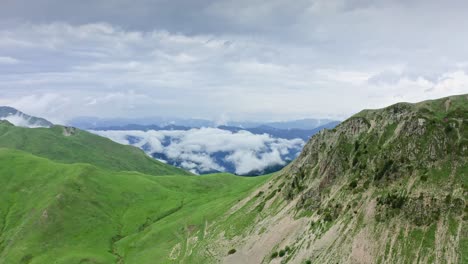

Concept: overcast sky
[[0, 0, 467, 123]]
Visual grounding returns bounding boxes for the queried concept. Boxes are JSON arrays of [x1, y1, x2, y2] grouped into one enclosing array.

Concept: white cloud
[[1, 93, 70, 124], [0, 113, 44, 128], [91, 128, 304, 175], [225, 149, 285, 175], [363, 70, 468, 109]]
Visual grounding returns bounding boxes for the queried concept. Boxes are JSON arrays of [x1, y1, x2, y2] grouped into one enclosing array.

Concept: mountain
[[0, 94, 465, 264], [195, 94, 467, 263], [93, 124, 191, 132], [0, 122, 190, 176], [69, 116, 340, 131], [69, 116, 215, 130], [0, 106, 53, 127], [230, 119, 340, 130]]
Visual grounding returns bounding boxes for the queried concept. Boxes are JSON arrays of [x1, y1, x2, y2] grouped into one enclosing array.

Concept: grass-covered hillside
[[0, 148, 268, 263], [0, 121, 190, 176]]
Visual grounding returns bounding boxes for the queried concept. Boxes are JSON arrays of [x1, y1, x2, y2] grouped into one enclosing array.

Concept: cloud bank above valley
[[92, 128, 304, 175], [1, 0, 468, 124]]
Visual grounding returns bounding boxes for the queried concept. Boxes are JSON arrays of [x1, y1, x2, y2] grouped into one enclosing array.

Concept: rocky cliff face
[[196, 95, 467, 264], [284, 97, 465, 207]]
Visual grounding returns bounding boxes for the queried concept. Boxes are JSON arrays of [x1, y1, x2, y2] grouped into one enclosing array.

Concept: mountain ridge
[[193, 94, 467, 263]]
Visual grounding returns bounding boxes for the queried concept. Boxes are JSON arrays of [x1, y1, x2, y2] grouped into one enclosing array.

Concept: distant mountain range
[[0, 106, 53, 128], [69, 116, 214, 130], [69, 116, 339, 131], [227, 118, 339, 130], [89, 121, 340, 141]]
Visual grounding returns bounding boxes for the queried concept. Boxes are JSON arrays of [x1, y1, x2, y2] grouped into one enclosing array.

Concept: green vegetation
[[349, 179, 358, 189], [374, 159, 395, 181], [377, 192, 407, 209], [0, 148, 268, 263]]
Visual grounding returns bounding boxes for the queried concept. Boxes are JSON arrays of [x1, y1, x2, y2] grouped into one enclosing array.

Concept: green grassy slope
[[0, 122, 190, 176], [0, 148, 269, 264]]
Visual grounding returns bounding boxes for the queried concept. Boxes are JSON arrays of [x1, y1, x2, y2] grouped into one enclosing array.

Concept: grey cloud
[[1, 1, 468, 123], [367, 70, 405, 86], [0, 56, 20, 64], [0, 0, 216, 32]]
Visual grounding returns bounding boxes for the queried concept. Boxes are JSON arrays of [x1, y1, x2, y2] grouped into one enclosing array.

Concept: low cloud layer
[[1, 113, 41, 127], [92, 128, 304, 175]]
